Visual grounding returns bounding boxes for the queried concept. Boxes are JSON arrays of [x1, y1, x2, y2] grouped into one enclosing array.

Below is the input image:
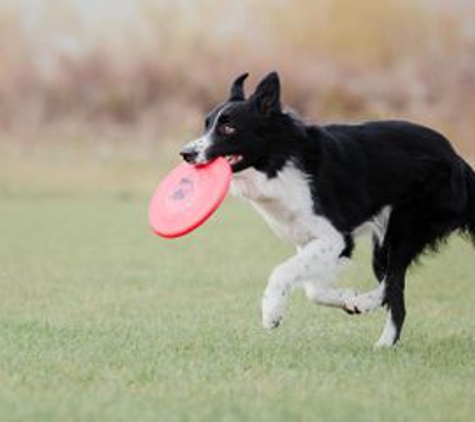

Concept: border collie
[[180, 72, 475, 347]]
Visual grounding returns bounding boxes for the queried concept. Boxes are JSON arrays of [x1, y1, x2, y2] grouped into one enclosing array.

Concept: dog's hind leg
[[372, 235, 388, 283], [376, 268, 407, 348], [375, 234, 412, 348]]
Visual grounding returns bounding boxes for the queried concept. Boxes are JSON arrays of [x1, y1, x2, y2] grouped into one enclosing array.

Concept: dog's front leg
[[261, 258, 298, 330], [262, 237, 346, 329]]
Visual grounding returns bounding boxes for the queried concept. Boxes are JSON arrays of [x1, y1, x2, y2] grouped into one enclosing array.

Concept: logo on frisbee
[[171, 177, 194, 201]]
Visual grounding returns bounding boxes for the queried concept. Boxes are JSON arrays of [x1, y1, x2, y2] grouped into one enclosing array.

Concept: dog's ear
[[229, 72, 249, 101], [250, 71, 281, 116]]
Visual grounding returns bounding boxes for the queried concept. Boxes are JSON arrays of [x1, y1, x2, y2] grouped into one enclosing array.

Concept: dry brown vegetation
[[0, 0, 474, 158]]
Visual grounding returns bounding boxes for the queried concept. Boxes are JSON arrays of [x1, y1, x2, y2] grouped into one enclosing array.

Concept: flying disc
[[149, 158, 232, 238]]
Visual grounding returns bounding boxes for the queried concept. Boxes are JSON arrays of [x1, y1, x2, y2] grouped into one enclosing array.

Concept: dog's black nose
[[180, 149, 198, 163]]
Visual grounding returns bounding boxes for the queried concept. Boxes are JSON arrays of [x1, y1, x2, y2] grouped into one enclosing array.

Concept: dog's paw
[[374, 337, 396, 349], [261, 293, 285, 330], [338, 288, 359, 302], [342, 289, 383, 315], [342, 299, 362, 315]]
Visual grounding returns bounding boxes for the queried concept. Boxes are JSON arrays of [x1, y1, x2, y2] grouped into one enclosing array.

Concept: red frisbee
[[149, 158, 232, 238]]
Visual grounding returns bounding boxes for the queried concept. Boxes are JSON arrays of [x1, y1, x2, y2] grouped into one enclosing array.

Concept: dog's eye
[[204, 117, 211, 130], [219, 124, 236, 136]]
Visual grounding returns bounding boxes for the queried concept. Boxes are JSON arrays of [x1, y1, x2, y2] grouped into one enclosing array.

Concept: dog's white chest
[[231, 164, 320, 246]]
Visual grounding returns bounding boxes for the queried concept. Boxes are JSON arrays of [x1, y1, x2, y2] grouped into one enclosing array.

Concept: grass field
[[1, 152, 475, 421]]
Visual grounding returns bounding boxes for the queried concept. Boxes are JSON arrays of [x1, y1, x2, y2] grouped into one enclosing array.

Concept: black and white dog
[[180, 72, 475, 347]]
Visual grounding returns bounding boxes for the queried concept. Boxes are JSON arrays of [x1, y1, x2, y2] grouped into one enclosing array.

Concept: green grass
[[1, 156, 475, 421]]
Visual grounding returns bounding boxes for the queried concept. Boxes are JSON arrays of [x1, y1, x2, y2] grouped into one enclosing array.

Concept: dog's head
[[180, 72, 284, 173]]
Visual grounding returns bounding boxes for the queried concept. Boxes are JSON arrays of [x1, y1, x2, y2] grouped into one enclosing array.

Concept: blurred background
[[2, 3, 475, 419], [0, 0, 475, 194]]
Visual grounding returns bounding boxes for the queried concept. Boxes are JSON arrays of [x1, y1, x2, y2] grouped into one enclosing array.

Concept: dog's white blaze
[[183, 135, 212, 164], [376, 311, 398, 348], [182, 104, 233, 163]]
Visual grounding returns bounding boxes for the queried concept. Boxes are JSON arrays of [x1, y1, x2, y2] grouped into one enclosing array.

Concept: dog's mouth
[[224, 154, 244, 166], [184, 153, 245, 171], [180, 144, 250, 172], [222, 153, 251, 172]]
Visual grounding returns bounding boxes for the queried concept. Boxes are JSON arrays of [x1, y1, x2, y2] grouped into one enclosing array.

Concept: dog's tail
[[459, 158, 475, 244]]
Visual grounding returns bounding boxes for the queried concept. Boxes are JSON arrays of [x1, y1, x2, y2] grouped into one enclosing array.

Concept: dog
[[180, 72, 475, 347]]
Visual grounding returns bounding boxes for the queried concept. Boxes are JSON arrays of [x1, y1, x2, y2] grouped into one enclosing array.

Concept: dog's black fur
[[183, 72, 475, 344]]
